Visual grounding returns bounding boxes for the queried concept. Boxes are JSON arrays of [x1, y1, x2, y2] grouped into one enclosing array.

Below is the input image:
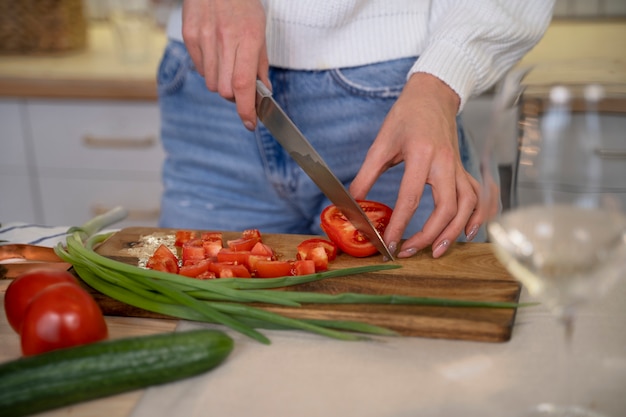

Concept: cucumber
[[0, 329, 234, 417]]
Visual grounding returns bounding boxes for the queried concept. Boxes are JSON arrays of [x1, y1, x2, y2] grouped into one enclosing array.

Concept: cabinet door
[[26, 99, 165, 226], [27, 100, 164, 173], [39, 177, 162, 228], [0, 100, 37, 223]]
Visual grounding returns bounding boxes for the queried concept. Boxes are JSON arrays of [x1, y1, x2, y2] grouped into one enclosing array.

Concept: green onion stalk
[[55, 207, 527, 344]]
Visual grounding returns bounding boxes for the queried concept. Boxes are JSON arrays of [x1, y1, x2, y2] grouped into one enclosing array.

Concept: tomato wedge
[[320, 200, 392, 257], [254, 260, 294, 278], [146, 244, 180, 274]]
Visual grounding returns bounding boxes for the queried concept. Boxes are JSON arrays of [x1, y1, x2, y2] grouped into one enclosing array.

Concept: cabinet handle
[[91, 205, 160, 221], [82, 135, 157, 149], [595, 148, 626, 159]]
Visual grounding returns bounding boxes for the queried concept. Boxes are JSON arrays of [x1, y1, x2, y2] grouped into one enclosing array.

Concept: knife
[[255, 80, 394, 260]]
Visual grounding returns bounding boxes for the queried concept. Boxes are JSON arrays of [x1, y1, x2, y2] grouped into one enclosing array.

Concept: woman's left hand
[[349, 72, 487, 258]]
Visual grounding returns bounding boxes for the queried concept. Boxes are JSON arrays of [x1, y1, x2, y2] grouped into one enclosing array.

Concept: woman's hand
[[350, 72, 489, 258], [182, 0, 269, 130]]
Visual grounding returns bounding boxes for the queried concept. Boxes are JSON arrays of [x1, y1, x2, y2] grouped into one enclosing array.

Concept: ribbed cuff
[[409, 40, 481, 113]]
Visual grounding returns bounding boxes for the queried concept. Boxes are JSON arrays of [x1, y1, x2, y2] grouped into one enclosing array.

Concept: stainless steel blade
[[255, 80, 394, 260]]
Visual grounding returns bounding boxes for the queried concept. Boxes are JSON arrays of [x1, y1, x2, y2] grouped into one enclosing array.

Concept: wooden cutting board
[[93, 227, 521, 343]]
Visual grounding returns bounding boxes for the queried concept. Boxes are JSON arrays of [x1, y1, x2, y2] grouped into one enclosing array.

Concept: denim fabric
[[157, 40, 484, 241]]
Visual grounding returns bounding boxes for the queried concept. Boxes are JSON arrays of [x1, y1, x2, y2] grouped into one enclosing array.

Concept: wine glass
[[477, 67, 626, 416]]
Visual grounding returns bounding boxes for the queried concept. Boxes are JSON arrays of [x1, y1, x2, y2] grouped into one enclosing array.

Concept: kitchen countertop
[[0, 20, 624, 101], [0, 22, 166, 101], [1, 227, 625, 417]]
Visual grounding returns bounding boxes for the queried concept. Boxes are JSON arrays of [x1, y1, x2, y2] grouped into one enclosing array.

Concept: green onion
[[55, 208, 527, 344]]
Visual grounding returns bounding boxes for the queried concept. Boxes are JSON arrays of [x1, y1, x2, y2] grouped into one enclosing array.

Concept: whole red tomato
[[20, 282, 108, 356], [4, 268, 79, 333], [320, 200, 393, 258]]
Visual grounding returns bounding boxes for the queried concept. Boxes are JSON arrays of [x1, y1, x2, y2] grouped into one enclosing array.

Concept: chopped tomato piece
[[320, 200, 392, 258], [247, 254, 273, 274], [254, 260, 294, 278], [307, 246, 330, 271], [293, 259, 316, 276], [175, 230, 198, 247], [181, 239, 207, 264], [242, 229, 262, 240], [201, 231, 223, 242], [250, 242, 275, 258], [146, 244, 179, 273], [226, 237, 259, 252], [297, 238, 338, 261], [217, 249, 251, 268], [196, 270, 217, 280], [209, 262, 252, 278], [179, 259, 212, 278], [202, 240, 223, 259]]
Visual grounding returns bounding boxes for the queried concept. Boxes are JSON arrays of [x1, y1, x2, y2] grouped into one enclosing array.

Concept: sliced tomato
[[242, 229, 262, 240], [297, 238, 338, 261], [146, 244, 179, 273], [196, 270, 217, 280], [201, 231, 223, 242], [320, 200, 392, 258], [181, 239, 207, 264], [254, 260, 294, 278], [175, 230, 198, 247], [209, 262, 252, 278], [310, 246, 331, 271], [293, 259, 316, 276], [250, 242, 275, 258], [247, 254, 274, 274], [201, 232, 223, 258], [216, 248, 251, 268], [179, 259, 212, 278]]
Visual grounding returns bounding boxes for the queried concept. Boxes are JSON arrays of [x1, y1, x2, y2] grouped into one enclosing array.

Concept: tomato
[[254, 260, 294, 278], [297, 238, 338, 271], [146, 244, 179, 274], [293, 259, 316, 276], [20, 282, 108, 356], [209, 262, 252, 278], [181, 239, 207, 264], [175, 230, 198, 247], [178, 259, 212, 278], [216, 249, 252, 267], [227, 229, 262, 252], [320, 200, 392, 258], [250, 242, 275, 258], [4, 269, 79, 333]]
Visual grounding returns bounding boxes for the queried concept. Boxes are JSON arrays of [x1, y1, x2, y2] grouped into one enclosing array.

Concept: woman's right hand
[[182, 0, 269, 130]]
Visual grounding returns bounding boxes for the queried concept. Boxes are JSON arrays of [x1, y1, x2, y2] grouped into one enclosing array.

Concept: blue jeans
[[157, 40, 484, 241]]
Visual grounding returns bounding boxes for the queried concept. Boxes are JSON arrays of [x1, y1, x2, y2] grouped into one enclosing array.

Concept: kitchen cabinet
[[0, 99, 164, 228], [0, 99, 38, 223]]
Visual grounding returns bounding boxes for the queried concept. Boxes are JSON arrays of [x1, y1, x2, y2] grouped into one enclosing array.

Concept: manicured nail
[[466, 225, 479, 241], [383, 241, 397, 262], [388, 241, 397, 255], [244, 120, 255, 131], [397, 247, 417, 258], [432, 239, 450, 258]]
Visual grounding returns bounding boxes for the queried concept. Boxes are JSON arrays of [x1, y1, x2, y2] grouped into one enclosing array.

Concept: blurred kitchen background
[[0, 0, 625, 228]]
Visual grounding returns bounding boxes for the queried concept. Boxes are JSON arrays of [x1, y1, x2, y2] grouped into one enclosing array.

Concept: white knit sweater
[[167, 0, 554, 109]]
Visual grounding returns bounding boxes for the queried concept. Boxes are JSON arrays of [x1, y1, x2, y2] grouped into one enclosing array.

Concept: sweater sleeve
[[410, 0, 554, 111]]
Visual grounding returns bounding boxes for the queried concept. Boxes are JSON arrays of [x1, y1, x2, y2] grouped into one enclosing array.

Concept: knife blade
[[255, 80, 394, 260]]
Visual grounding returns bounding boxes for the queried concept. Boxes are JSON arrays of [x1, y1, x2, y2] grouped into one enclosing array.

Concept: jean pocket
[[329, 57, 416, 99], [157, 41, 193, 96]]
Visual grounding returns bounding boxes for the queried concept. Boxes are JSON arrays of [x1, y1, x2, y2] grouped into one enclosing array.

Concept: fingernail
[[388, 241, 397, 255], [466, 225, 479, 241], [397, 247, 417, 258], [244, 120, 255, 131], [383, 241, 397, 262], [432, 240, 450, 258]]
